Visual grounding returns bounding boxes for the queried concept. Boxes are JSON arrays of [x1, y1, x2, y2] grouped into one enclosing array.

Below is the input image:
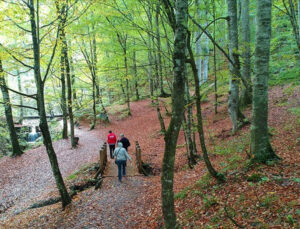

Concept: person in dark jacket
[[119, 133, 130, 152]]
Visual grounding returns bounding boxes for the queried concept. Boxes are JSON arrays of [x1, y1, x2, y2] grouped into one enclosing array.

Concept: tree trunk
[[156, 4, 168, 97], [0, 60, 23, 157], [184, 80, 198, 167], [124, 48, 131, 116], [17, 71, 24, 124], [133, 40, 140, 101], [29, 0, 71, 207], [147, 6, 154, 102], [186, 32, 225, 182], [240, 0, 252, 106], [69, 42, 77, 109], [227, 0, 246, 134], [60, 47, 68, 139], [203, 34, 209, 83], [251, 0, 279, 163], [56, 0, 68, 139], [161, 1, 188, 228], [195, 0, 202, 85], [213, 0, 218, 114], [63, 38, 75, 148], [155, 99, 166, 134]]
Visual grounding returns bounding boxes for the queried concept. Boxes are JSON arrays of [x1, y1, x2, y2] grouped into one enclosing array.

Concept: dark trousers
[[116, 160, 126, 181], [109, 144, 115, 159]]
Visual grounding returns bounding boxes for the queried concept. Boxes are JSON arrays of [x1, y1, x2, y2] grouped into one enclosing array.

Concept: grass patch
[[202, 194, 218, 210], [174, 188, 189, 200], [289, 107, 300, 124], [67, 163, 95, 181], [195, 173, 212, 190]]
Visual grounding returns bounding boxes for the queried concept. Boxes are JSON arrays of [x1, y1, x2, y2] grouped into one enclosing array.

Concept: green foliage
[[48, 120, 62, 141], [286, 214, 295, 226], [269, 68, 300, 86], [0, 120, 11, 158], [202, 194, 218, 210], [289, 107, 300, 124], [195, 173, 212, 190], [259, 193, 279, 208], [247, 173, 263, 183], [174, 188, 189, 200]]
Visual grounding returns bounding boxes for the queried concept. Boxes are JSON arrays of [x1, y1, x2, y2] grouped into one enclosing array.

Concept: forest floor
[[0, 84, 299, 228]]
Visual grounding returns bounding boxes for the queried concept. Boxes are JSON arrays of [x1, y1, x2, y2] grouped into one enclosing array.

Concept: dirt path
[[0, 126, 103, 221], [1, 100, 159, 228]]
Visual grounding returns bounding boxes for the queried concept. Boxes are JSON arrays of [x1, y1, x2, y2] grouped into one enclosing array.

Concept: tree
[[160, 0, 188, 227], [227, 0, 247, 133], [0, 60, 23, 157], [240, 0, 252, 106], [251, 0, 280, 163], [56, 0, 68, 139], [28, 0, 71, 207]]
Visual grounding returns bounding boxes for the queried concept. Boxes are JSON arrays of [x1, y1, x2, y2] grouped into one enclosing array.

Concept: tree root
[[27, 178, 102, 211]]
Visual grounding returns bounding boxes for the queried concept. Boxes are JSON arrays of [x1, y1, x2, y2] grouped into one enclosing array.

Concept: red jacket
[[107, 133, 117, 145]]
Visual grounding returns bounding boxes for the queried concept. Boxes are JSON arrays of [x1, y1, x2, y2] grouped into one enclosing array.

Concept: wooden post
[[136, 141, 142, 173], [103, 142, 107, 167]]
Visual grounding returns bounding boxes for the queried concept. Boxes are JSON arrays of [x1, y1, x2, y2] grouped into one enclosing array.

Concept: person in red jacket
[[107, 130, 117, 159]]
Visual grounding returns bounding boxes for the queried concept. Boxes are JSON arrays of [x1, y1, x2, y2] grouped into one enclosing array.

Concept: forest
[[0, 0, 299, 228]]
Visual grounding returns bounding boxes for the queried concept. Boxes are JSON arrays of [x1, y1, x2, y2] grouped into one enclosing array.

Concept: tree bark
[[63, 40, 75, 148], [195, 0, 203, 85], [155, 4, 168, 97], [184, 80, 198, 167], [56, 1, 68, 139], [251, 0, 279, 163], [29, 0, 71, 207], [213, 0, 218, 114], [133, 40, 140, 101], [17, 71, 24, 124], [0, 60, 23, 157], [186, 31, 225, 182], [227, 0, 246, 134], [161, 0, 188, 228], [240, 0, 252, 106], [147, 6, 154, 102], [60, 47, 68, 139]]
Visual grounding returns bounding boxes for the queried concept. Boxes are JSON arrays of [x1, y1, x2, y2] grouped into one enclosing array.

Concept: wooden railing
[[99, 142, 108, 174], [94, 142, 107, 181]]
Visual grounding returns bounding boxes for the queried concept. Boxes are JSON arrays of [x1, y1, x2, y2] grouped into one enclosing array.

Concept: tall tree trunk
[[133, 40, 140, 101], [17, 71, 24, 124], [240, 0, 252, 106], [184, 80, 198, 167], [92, 30, 109, 123], [60, 47, 68, 139], [161, 1, 188, 227], [195, 0, 202, 85], [147, 7, 154, 101], [227, 0, 246, 134], [91, 73, 97, 130], [156, 4, 168, 97], [0, 60, 23, 157], [56, 0, 68, 139], [213, 0, 218, 114], [203, 34, 209, 83], [187, 32, 225, 182], [69, 42, 77, 110], [124, 48, 131, 116], [251, 0, 279, 163], [29, 0, 71, 207], [63, 38, 75, 148]]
